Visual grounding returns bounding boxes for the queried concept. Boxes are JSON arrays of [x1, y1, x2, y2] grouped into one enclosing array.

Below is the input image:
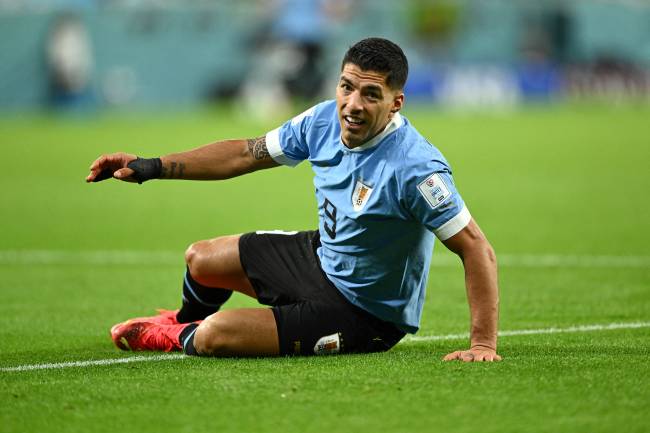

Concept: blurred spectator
[[546, 7, 572, 65], [517, 13, 562, 100], [46, 12, 94, 107], [567, 56, 650, 102], [407, 0, 462, 68], [409, 0, 460, 49], [269, 0, 330, 100], [241, 0, 351, 118]]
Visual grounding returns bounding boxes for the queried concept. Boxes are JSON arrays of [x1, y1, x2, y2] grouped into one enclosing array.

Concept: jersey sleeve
[[403, 163, 471, 241], [264, 105, 317, 167]]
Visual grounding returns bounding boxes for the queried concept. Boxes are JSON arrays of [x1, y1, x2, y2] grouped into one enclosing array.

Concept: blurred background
[[1, 6, 649, 431], [1, 0, 649, 114]]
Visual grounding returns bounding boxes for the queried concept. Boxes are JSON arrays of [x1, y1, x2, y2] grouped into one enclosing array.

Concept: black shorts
[[238, 230, 405, 356]]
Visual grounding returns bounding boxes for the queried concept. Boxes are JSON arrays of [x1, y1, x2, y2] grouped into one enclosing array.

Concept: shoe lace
[[138, 323, 176, 351]]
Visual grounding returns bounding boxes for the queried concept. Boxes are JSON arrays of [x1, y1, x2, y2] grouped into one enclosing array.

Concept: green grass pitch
[[1, 103, 649, 433]]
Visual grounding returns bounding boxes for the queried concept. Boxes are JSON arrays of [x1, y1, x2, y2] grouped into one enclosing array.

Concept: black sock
[[176, 267, 232, 323], [179, 323, 200, 356]]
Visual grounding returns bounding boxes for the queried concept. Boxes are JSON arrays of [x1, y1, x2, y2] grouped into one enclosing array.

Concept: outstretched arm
[[86, 136, 278, 183], [441, 218, 501, 362]]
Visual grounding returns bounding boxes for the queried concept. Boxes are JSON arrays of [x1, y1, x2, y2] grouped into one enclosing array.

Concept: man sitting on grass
[[86, 37, 501, 362]]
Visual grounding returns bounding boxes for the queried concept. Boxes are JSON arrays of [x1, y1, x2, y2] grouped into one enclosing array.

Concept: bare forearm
[[159, 137, 276, 180], [441, 219, 501, 362], [463, 244, 499, 350]]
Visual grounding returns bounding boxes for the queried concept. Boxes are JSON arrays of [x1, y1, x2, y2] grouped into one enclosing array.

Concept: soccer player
[[86, 38, 501, 362]]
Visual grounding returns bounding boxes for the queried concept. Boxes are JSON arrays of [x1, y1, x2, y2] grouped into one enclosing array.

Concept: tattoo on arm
[[247, 137, 270, 160], [160, 161, 186, 179]]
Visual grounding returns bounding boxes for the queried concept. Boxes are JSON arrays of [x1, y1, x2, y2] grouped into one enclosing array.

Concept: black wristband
[[126, 157, 162, 184]]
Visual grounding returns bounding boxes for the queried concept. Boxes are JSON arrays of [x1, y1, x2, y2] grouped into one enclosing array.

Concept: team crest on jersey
[[417, 173, 451, 209], [352, 180, 374, 211]]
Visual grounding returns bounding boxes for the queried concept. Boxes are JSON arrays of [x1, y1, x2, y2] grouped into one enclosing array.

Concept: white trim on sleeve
[[433, 205, 472, 241], [265, 127, 300, 167]]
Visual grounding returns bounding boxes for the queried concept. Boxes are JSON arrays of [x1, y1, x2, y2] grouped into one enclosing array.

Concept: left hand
[[86, 152, 138, 183], [443, 346, 502, 362]]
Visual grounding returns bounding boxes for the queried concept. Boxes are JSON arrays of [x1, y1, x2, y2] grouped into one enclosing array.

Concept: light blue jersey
[[266, 100, 471, 333]]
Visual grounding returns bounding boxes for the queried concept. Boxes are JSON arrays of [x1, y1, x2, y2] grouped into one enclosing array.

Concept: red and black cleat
[[110, 320, 187, 352]]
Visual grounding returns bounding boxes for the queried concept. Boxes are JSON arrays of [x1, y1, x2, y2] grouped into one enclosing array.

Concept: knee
[[193, 312, 235, 357], [185, 240, 211, 279]]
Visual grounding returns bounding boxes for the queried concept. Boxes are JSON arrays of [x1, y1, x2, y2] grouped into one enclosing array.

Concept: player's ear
[[391, 92, 404, 113]]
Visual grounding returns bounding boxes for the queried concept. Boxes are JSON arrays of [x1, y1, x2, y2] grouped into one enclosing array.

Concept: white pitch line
[[2, 322, 648, 373], [403, 321, 650, 342], [0, 354, 186, 373], [0, 250, 648, 268], [431, 254, 650, 268]]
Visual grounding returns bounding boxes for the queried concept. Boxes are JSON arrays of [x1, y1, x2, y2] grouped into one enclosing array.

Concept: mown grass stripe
[[0, 250, 181, 266], [2, 322, 648, 373], [0, 250, 648, 268]]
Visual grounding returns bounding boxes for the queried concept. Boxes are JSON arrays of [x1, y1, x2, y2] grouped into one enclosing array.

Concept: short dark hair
[[341, 37, 409, 90]]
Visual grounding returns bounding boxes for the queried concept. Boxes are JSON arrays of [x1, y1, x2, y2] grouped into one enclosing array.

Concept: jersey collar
[[343, 113, 404, 152]]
